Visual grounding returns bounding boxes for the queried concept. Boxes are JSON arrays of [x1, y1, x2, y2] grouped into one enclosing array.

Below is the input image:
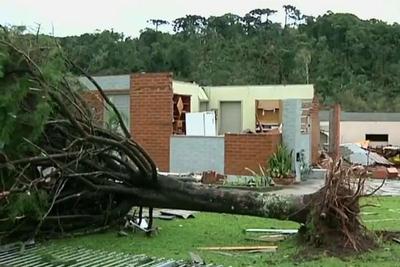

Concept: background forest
[[55, 6, 400, 111]]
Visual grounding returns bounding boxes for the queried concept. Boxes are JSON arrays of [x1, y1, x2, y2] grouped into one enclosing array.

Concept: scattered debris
[[245, 229, 298, 234], [198, 245, 277, 252], [392, 238, 400, 244], [201, 171, 226, 184], [129, 207, 196, 220], [189, 252, 205, 265], [160, 209, 197, 219], [341, 143, 393, 166], [156, 214, 176, 220], [387, 167, 398, 178], [118, 230, 129, 237], [0, 244, 218, 267], [158, 172, 203, 183], [245, 234, 286, 242], [124, 218, 155, 233]]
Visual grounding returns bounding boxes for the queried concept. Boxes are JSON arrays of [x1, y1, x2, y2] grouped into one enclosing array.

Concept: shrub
[[268, 144, 293, 178]]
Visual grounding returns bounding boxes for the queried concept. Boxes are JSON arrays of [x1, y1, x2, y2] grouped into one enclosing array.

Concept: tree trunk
[[103, 175, 312, 224]]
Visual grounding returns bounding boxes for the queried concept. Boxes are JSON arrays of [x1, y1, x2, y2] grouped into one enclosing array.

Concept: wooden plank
[[245, 229, 298, 234], [197, 245, 277, 251]]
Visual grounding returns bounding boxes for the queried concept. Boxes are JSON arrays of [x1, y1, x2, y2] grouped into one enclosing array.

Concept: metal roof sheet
[[320, 111, 400, 122]]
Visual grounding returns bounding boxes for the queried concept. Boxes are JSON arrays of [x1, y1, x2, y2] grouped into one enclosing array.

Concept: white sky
[[1, 0, 399, 37]]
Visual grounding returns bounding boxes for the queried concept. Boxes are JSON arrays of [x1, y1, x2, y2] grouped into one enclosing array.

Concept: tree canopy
[[58, 8, 400, 111]]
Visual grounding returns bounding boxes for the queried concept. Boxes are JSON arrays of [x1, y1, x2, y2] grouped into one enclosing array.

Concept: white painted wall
[[320, 121, 400, 146]]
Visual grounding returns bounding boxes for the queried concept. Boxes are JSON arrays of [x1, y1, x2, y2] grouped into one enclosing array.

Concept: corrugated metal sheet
[[0, 244, 222, 267], [341, 143, 393, 166]]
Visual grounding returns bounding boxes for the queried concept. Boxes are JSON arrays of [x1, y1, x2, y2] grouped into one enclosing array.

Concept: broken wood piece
[[392, 238, 400, 244], [197, 245, 277, 251], [245, 229, 298, 234]]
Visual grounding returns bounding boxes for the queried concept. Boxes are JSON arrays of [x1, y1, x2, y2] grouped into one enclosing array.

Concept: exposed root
[[303, 159, 377, 254]]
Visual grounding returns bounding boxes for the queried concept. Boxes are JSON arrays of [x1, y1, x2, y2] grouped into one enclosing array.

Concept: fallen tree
[[0, 26, 377, 253]]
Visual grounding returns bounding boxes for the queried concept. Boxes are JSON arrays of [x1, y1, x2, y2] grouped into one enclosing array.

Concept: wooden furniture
[[173, 94, 191, 135]]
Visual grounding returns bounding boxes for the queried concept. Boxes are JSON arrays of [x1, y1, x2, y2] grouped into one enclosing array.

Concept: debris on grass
[[160, 209, 197, 219], [392, 238, 400, 244], [245, 229, 298, 234], [197, 245, 277, 252], [245, 234, 286, 242], [189, 252, 204, 265]]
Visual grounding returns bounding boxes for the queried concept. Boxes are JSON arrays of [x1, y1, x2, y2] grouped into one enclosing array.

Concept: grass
[[47, 196, 400, 266]]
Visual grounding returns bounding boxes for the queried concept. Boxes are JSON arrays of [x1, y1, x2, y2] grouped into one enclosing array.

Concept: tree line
[[58, 6, 400, 112]]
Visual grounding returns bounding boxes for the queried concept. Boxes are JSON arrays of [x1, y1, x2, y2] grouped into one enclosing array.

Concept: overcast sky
[[1, 0, 399, 37]]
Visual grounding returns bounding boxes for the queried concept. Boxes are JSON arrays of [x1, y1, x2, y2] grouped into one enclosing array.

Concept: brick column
[[329, 104, 341, 161], [310, 96, 320, 164], [130, 73, 173, 172]]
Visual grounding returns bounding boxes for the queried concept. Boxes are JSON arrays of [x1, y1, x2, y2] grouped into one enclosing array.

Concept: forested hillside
[[59, 6, 400, 111]]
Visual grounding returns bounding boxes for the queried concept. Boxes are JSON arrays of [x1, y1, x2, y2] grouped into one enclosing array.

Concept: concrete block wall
[[224, 133, 281, 175], [130, 73, 173, 172], [170, 136, 224, 174], [282, 99, 311, 181]]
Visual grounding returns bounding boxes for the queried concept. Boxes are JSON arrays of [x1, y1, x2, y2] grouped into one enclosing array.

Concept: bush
[[268, 144, 293, 179]]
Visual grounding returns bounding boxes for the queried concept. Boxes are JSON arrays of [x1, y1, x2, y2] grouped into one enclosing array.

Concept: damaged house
[[80, 73, 319, 181], [320, 111, 400, 148]]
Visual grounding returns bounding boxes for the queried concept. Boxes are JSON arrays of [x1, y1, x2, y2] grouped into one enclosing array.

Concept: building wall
[[282, 99, 311, 181], [204, 85, 314, 132], [104, 94, 130, 129], [224, 133, 281, 175], [310, 97, 320, 164], [170, 136, 224, 173], [172, 81, 207, 113], [81, 91, 104, 122], [320, 120, 400, 146], [130, 73, 173, 171], [340, 121, 400, 145]]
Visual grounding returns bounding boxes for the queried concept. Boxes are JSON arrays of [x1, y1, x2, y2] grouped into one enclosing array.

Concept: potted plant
[[268, 144, 295, 185]]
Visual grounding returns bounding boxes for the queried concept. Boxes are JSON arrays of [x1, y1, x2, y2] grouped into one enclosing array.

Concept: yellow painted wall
[[204, 84, 314, 131]]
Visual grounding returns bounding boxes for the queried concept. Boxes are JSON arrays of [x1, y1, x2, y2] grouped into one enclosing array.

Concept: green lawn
[[48, 197, 400, 266]]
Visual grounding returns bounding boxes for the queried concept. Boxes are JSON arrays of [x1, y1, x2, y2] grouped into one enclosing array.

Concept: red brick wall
[[329, 104, 341, 161], [130, 73, 173, 172], [82, 91, 104, 122], [224, 133, 281, 175], [310, 96, 320, 164]]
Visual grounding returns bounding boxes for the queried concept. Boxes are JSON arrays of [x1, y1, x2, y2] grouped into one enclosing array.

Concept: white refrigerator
[[186, 111, 217, 136]]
